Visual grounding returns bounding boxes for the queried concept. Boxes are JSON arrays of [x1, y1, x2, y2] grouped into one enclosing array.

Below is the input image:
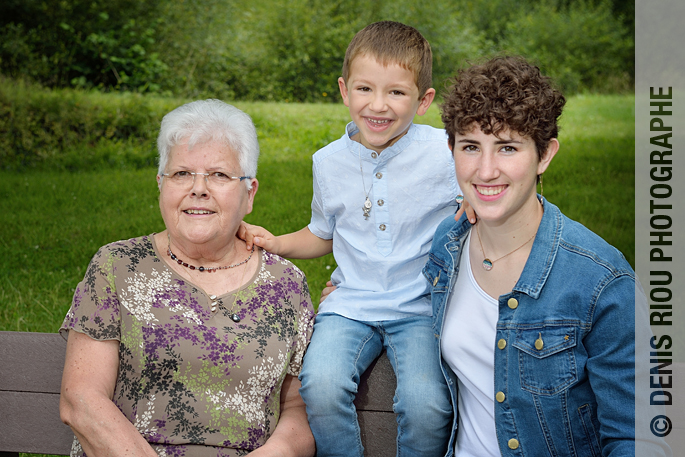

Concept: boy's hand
[[455, 199, 477, 224], [319, 280, 337, 304], [238, 221, 280, 252]]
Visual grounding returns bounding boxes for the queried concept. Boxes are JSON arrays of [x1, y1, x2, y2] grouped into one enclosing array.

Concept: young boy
[[242, 21, 458, 456]]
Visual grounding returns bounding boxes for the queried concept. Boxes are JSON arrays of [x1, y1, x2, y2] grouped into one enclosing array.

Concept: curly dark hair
[[441, 56, 566, 159]]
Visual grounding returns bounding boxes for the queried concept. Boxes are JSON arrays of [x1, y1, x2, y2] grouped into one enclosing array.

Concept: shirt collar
[[344, 121, 416, 162]]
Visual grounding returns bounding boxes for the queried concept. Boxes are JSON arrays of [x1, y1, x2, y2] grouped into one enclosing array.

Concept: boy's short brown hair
[[342, 21, 433, 98], [441, 56, 566, 158]]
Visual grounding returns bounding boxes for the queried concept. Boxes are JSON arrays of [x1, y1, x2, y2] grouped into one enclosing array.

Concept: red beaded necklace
[[167, 235, 254, 273]]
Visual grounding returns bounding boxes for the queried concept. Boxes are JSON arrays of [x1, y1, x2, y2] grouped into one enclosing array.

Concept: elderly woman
[[59, 100, 316, 457], [423, 57, 636, 456]]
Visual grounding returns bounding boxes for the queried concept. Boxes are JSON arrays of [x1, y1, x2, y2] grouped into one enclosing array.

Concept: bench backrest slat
[[0, 331, 73, 455], [0, 331, 397, 456]]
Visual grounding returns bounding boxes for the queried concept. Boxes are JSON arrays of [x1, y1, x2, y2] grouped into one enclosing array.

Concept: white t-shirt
[[441, 232, 499, 457]]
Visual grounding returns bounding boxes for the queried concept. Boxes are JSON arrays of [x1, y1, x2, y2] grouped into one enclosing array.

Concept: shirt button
[[379, 224, 386, 231], [377, 199, 384, 206], [508, 439, 520, 450], [376, 172, 383, 179], [497, 339, 507, 350], [371, 152, 378, 158], [496, 391, 505, 403], [508, 298, 519, 309]]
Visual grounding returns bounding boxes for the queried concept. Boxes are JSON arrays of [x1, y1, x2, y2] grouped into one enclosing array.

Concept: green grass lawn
[[0, 94, 634, 333]]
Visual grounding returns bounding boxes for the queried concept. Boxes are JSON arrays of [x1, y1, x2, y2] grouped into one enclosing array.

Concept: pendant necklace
[[359, 148, 374, 220], [475, 223, 537, 271]]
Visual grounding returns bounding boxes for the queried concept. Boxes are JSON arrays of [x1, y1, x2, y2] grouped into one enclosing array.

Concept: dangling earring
[[538, 174, 544, 197]]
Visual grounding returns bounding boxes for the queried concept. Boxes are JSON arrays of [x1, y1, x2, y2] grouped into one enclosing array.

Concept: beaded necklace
[[167, 234, 254, 272]]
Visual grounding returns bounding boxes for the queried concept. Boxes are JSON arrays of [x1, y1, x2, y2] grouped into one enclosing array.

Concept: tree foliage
[[0, 0, 167, 90], [502, 0, 633, 93], [0, 0, 633, 99]]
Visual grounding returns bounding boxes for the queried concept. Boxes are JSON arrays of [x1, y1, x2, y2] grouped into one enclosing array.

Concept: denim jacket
[[423, 199, 635, 457]]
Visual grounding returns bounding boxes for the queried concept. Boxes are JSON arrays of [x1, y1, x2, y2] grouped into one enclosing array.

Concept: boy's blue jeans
[[298, 313, 452, 457]]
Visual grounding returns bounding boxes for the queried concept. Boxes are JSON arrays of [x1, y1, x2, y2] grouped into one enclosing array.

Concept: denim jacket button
[[507, 298, 519, 309], [496, 391, 505, 402], [497, 339, 507, 350], [508, 439, 519, 449]]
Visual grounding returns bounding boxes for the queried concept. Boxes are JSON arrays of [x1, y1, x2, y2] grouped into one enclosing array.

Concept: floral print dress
[[60, 235, 315, 457]]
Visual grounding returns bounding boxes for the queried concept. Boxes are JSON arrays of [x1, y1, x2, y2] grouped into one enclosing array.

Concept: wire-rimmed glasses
[[161, 171, 252, 189]]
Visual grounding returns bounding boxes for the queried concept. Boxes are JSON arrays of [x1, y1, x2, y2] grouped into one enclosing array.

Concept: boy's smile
[[338, 54, 435, 154]]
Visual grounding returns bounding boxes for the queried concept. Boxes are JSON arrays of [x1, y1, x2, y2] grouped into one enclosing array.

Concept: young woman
[[424, 56, 635, 456]]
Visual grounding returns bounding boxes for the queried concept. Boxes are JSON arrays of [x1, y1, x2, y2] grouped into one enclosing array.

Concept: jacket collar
[[446, 197, 563, 299]]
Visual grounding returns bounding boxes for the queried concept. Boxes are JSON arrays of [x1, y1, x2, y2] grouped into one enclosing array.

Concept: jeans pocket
[[513, 325, 579, 396]]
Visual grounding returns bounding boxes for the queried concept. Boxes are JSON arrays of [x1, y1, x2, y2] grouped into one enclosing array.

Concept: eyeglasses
[[161, 171, 252, 189]]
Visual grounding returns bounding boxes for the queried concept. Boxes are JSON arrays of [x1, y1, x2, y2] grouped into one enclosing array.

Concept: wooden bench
[[0, 331, 398, 457]]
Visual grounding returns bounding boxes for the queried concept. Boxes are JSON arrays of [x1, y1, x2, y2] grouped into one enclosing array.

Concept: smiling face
[[157, 139, 258, 250], [338, 54, 435, 154], [452, 125, 558, 226]]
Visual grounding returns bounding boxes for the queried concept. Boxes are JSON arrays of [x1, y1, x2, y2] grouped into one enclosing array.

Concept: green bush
[[502, 0, 633, 93], [0, 77, 182, 170], [233, 0, 362, 102], [0, 0, 633, 100], [0, 0, 169, 91]]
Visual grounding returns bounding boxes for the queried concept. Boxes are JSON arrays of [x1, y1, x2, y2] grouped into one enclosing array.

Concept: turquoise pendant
[[231, 313, 241, 323], [482, 258, 493, 271]]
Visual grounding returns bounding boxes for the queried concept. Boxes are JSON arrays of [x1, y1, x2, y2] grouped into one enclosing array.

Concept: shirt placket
[[372, 157, 391, 256]]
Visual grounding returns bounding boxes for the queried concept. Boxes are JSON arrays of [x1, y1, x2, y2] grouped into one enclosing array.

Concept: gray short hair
[[157, 100, 259, 187]]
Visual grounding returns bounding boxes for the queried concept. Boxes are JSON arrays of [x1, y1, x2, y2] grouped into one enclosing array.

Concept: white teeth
[[184, 209, 213, 215], [477, 186, 504, 196], [368, 118, 389, 124]]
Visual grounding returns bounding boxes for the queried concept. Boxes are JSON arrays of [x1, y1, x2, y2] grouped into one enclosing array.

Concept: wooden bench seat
[[0, 331, 397, 457]]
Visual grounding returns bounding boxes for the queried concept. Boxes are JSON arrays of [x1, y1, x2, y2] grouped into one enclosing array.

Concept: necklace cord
[[475, 223, 537, 271], [359, 148, 373, 220]]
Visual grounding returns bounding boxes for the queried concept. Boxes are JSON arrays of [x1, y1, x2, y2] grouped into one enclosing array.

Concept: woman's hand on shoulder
[[238, 222, 280, 252]]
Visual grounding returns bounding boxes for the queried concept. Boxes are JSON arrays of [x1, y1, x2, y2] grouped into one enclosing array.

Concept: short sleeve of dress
[[288, 271, 315, 376], [60, 244, 122, 342]]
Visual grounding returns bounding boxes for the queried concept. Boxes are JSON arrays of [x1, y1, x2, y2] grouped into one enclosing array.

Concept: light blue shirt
[[308, 122, 460, 321]]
